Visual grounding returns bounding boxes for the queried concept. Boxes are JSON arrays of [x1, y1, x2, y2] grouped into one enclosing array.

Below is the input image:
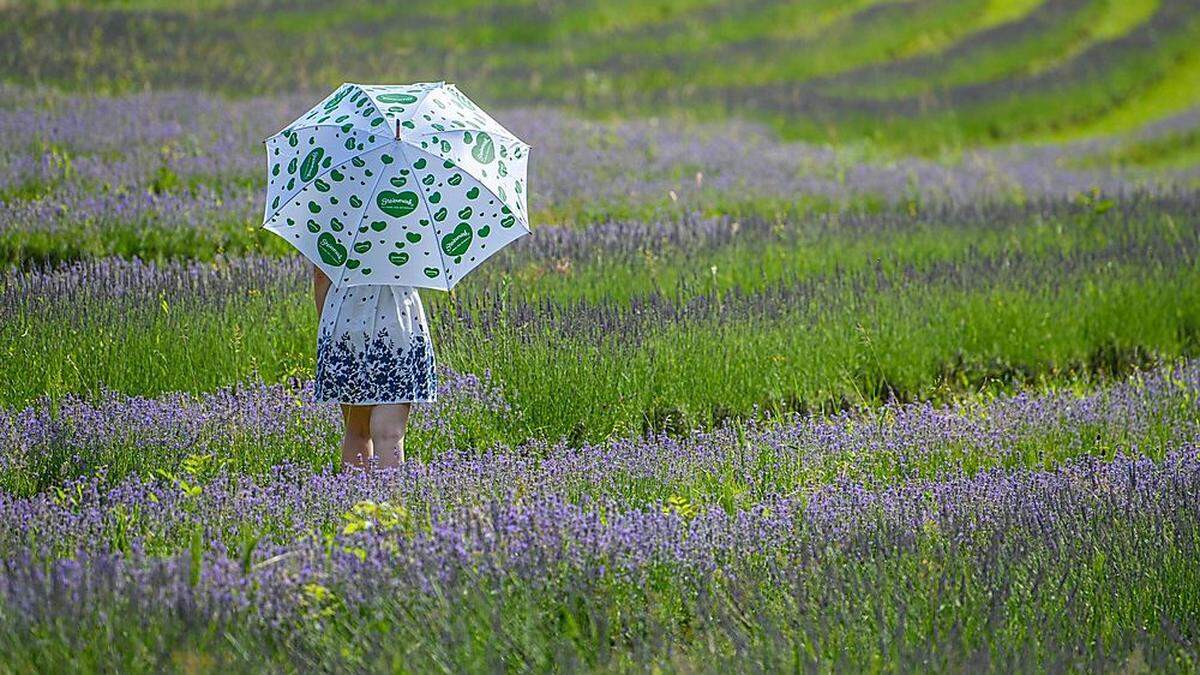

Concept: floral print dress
[[314, 284, 437, 405]]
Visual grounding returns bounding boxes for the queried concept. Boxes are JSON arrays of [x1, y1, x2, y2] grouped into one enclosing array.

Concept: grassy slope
[[1, 0, 1197, 152]]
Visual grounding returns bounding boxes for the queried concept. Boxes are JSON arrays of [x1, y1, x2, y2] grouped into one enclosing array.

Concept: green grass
[[5, 224, 1195, 446], [3, 0, 1198, 152]]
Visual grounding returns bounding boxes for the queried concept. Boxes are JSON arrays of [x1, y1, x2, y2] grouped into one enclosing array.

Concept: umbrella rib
[[260, 140, 390, 227], [334, 144, 392, 288], [395, 141, 452, 291]]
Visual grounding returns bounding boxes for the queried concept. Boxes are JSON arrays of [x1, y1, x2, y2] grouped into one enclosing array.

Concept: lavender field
[[3, 1, 1200, 672]]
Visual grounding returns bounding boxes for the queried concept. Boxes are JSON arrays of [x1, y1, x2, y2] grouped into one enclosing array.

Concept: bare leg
[[340, 404, 374, 470], [370, 404, 411, 468]]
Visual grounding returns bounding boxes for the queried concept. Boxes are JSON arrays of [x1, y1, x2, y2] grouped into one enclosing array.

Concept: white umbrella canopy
[[262, 81, 530, 290]]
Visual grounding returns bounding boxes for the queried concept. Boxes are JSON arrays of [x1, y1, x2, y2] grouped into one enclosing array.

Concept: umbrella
[[261, 81, 530, 290]]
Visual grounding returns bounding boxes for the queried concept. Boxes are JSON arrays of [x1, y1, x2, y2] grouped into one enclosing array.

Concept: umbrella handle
[[395, 119, 402, 140]]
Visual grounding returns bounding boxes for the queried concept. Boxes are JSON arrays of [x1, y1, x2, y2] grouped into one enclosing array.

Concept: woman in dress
[[312, 264, 437, 469]]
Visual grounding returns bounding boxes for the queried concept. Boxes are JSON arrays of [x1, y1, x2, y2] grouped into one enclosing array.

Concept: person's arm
[[313, 264, 332, 320]]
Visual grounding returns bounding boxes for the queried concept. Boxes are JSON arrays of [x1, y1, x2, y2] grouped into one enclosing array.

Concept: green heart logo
[[378, 93, 417, 104], [429, 191, 442, 204], [423, 267, 441, 278], [271, 163, 280, 176], [477, 225, 490, 237], [331, 218, 345, 232], [422, 175, 435, 186], [458, 206, 473, 219], [406, 231, 422, 244], [317, 232, 347, 266], [466, 187, 480, 199], [287, 158, 297, 174], [402, 120, 415, 129], [344, 138, 356, 150], [330, 169, 344, 181], [370, 117, 385, 127], [448, 173, 462, 186], [346, 258, 360, 269], [353, 241, 372, 254], [307, 219, 320, 233], [441, 222, 473, 257], [340, 123, 353, 134], [388, 251, 410, 266], [472, 132, 495, 164], [314, 178, 330, 192], [349, 195, 362, 208], [498, 160, 507, 177], [286, 218, 294, 226], [370, 220, 387, 232], [463, 131, 473, 144], [352, 157, 365, 168], [434, 207, 447, 222], [376, 190, 419, 218], [443, 159, 455, 169], [413, 158, 427, 170], [501, 215, 515, 228], [308, 201, 321, 214], [381, 154, 393, 164], [390, 176, 407, 188], [324, 87, 350, 110]]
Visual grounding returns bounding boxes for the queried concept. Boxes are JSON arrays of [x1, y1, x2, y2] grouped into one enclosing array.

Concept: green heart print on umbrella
[[377, 93, 417, 104], [299, 148, 324, 181], [471, 133, 495, 164], [376, 190, 419, 218], [317, 232, 347, 267], [441, 223, 473, 260]]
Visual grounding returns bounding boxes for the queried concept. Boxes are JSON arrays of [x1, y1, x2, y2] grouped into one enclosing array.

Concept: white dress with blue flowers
[[314, 284, 437, 405]]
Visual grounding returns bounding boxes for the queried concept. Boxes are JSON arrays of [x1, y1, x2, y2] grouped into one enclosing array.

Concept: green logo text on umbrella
[[262, 81, 531, 290]]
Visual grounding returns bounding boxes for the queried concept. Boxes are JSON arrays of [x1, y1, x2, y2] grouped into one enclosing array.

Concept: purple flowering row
[[1, 446, 1195, 648], [3, 86, 1197, 241], [5, 189, 1195, 319], [3, 359, 1197, 558]]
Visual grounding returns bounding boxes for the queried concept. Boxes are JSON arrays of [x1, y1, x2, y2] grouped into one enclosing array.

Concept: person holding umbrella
[[262, 81, 531, 469]]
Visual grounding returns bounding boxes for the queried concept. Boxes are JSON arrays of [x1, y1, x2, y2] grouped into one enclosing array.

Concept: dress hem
[[313, 396, 438, 406]]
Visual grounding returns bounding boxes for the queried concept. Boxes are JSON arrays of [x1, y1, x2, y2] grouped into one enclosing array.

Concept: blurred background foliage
[[3, 0, 1199, 153]]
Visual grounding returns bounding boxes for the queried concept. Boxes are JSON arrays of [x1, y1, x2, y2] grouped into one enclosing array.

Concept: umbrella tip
[[396, 118, 401, 140]]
